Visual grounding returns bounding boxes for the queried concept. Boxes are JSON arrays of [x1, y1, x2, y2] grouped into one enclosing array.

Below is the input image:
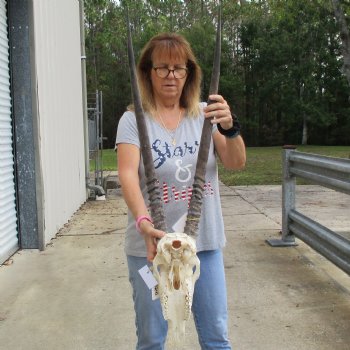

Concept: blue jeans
[[127, 250, 231, 350]]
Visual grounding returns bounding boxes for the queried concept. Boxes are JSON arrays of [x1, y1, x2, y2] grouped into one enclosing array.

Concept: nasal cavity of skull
[[174, 278, 180, 290], [173, 264, 181, 290], [172, 240, 181, 249]]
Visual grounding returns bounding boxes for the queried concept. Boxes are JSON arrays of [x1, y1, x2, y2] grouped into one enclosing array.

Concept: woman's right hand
[[139, 220, 166, 262]]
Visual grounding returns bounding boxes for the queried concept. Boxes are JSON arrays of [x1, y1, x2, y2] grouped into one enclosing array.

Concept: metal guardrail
[[267, 146, 350, 275]]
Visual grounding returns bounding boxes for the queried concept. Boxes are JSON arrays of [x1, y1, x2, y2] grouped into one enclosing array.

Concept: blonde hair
[[136, 33, 202, 117]]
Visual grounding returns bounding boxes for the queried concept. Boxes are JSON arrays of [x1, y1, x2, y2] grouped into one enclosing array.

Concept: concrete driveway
[[0, 183, 349, 350]]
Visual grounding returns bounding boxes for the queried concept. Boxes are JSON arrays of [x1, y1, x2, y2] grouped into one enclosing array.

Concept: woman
[[116, 32, 246, 350]]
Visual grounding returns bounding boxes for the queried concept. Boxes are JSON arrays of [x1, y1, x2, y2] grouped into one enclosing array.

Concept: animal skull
[[153, 233, 200, 346]]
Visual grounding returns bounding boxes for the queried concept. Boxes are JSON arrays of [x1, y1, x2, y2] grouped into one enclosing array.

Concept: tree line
[[84, 0, 350, 148]]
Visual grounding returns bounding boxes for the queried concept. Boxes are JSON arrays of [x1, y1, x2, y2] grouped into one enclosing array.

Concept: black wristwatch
[[217, 114, 241, 139]]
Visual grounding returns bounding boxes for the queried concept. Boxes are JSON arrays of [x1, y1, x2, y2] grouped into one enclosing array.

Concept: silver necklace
[[158, 109, 182, 146]]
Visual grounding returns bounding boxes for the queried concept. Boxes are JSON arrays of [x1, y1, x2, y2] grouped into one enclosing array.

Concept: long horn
[[184, 4, 222, 237], [125, 8, 167, 232]]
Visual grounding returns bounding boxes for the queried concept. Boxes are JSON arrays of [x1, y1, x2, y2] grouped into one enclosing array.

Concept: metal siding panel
[[0, 0, 18, 264], [33, 0, 86, 243]]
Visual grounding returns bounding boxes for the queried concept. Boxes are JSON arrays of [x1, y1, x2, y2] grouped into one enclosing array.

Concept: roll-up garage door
[[0, 0, 18, 264]]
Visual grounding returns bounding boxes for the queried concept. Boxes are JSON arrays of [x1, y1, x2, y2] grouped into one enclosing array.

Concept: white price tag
[[138, 265, 158, 290]]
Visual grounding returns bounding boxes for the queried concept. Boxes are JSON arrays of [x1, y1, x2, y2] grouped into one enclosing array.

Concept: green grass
[[90, 149, 117, 171], [219, 145, 350, 186], [101, 149, 118, 170], [100, 146, 350, 186]]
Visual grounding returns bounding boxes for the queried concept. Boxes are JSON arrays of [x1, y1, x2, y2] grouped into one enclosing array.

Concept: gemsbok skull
[[153, 233, 200, 345], [126, 4, 221, 347]]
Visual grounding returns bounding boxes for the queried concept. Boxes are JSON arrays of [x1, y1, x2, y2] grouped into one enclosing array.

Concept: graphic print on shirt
[[175, 159, 192, 182], [152, 139, 215, 207], [162, 181, 214, 207], [152, 139, 199, 169]]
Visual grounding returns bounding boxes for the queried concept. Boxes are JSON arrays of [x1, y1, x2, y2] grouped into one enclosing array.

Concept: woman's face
[[150, 51, 188, 105]]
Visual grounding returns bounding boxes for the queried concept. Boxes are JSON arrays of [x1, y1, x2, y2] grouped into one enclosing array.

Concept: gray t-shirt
[[115, 104, 226, 257]]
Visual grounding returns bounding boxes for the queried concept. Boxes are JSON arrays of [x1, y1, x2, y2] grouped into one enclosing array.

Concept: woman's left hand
[[203, 94, 233, 130]]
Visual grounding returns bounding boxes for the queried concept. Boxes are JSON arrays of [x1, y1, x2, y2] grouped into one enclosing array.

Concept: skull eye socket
[[172, 240, 182, 249]]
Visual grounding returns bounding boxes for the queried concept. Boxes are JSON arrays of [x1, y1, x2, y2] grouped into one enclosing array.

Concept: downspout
[[78, 0, 105, 199]]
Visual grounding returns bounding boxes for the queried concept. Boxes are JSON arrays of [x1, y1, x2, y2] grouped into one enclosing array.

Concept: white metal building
[[0, 0, 89, 264]]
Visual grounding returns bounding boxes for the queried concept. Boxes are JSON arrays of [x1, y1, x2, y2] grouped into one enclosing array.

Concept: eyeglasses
[[152, 66, 188, 79]]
